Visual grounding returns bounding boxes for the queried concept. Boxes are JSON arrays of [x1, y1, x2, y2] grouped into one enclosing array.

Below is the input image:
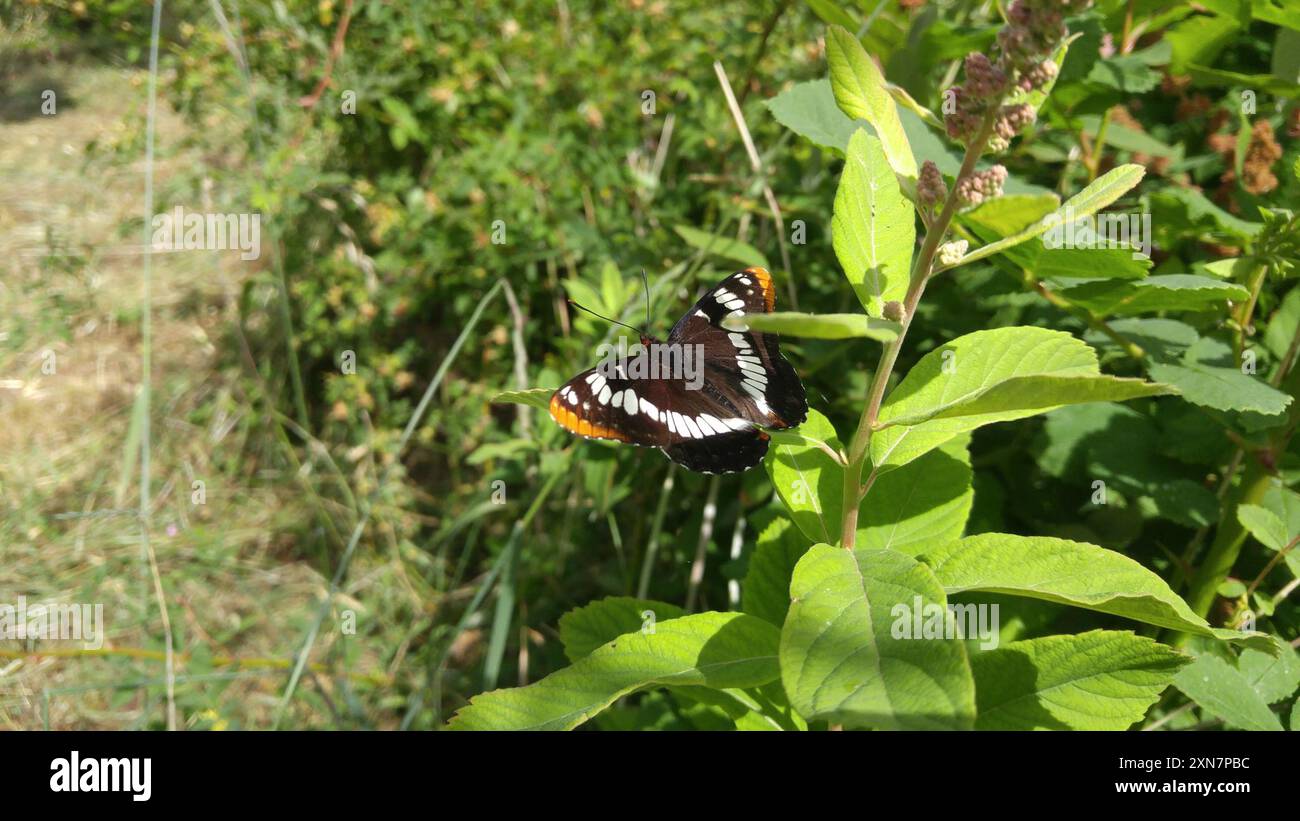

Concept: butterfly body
[[549, 267, 807, 473]]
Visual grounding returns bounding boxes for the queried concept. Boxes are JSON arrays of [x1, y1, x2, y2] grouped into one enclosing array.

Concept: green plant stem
[[1232, 258, 1270, 360], [1174, 271, 1297, 630], [1026, 274, 1146, 359], [947, 219, 1148, 359], [1181, 457, 1273, 626], [1085, 107, 1112, 183], [1177, 337, 1300, 637], [1247, 532, 1300, 596], [839, 109, 999, 549]]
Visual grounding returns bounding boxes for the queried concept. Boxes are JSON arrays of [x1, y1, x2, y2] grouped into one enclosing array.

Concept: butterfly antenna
[[567, 299, 643, 336]]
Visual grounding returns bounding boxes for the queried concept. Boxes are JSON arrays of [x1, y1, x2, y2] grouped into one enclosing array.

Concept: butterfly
[[548, 266, 807, 473]]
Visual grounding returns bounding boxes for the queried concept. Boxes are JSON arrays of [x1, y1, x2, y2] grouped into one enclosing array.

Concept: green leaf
[[561, 277, 607, 317], [447, 612, 780, 730], [764, 79, 860, 154], [1087, 54, 1161, 93], [558, 596, 686, 662], [888, 83, 944, 131], [953, 165, 1146, 268], [669, 685, 799, 731], [962, 193, 1062, 236], [1255, 0, 1300, 31], [1252, 486, 1300, 577], [1058, 275, 1249, 316], [858, 437, 972, 554], [1147, 337, 1293, 415], [466, 438, 539, 465], [781, 545, 976, 728], [1081, 114, 1181, 159], [674, 225, 769, 269], [492, 388, 553, 411], [1035, 402, 1220, 527], [1035, 246, 1152, 280], [871, 327, 1170, 470], [832, 129, 915, 317], [1263, 287, 1300, 359], [922, 533, 1269, 647], [880, 375, 1169, 430], [962, 199, 1152, 282], [728, 311, 899, 340], [1036, 402, 1139, 479], [764, 409, 845, 544], [1238, 504, 1289, 552], [743, 514, 811, 627], [825, 25, 917, 182], [972, 631, 1189, 730], [1148, 187, 1262, 241], [1167, 11, 1242, 73], [1145, 480, 1220, 529], [380, 97, 428, 147], [1276, 27, 1300, 83], [599, 259, 625, 317], [1103, 317, 1201, 361], [805, 0, 857, 29], [1236, 636, 1300, 704], [1173, 653, 1283, 730]]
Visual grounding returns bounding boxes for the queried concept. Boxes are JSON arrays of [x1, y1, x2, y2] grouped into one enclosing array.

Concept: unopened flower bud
[[1018, 59, 1058, 92], [955, 165, 1008, 207], [937, 240, 969, 266], [882, 300, 905, 322], [993, 103, 1036, 144], [917, 161, 947, 208], [963, 53, 1007, 100]]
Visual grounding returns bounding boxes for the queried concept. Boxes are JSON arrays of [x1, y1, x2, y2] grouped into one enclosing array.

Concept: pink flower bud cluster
[[963, 53, 1007, 99], [987, 103, 1037, 152], [917, 161, 947, 208], [999, 0, 1090, 70], [944, 0, 1088, 151], [955, 165, 1007, 207], [944, 54, 1009, 145], [1017, 59, 1058, 94]]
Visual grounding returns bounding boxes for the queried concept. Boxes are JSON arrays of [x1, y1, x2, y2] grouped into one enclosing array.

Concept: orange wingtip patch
[[744, 266, 776, 312], [548, 395, 629, 442]]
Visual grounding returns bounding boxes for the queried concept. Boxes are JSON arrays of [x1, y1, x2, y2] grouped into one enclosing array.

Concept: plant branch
[[1232, 258, 1270, 360], [1027, 274, 1146, 359], [1247, 532, 1300, 596], [839, 108, 1000, 549]]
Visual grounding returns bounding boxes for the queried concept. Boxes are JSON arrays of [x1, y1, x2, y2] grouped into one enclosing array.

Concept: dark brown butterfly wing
[[549, 266, 807, 473], [667, 266, 807, 429]]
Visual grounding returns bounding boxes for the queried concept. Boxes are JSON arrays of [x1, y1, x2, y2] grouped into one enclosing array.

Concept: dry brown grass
[[0, 57, 378, 729]]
